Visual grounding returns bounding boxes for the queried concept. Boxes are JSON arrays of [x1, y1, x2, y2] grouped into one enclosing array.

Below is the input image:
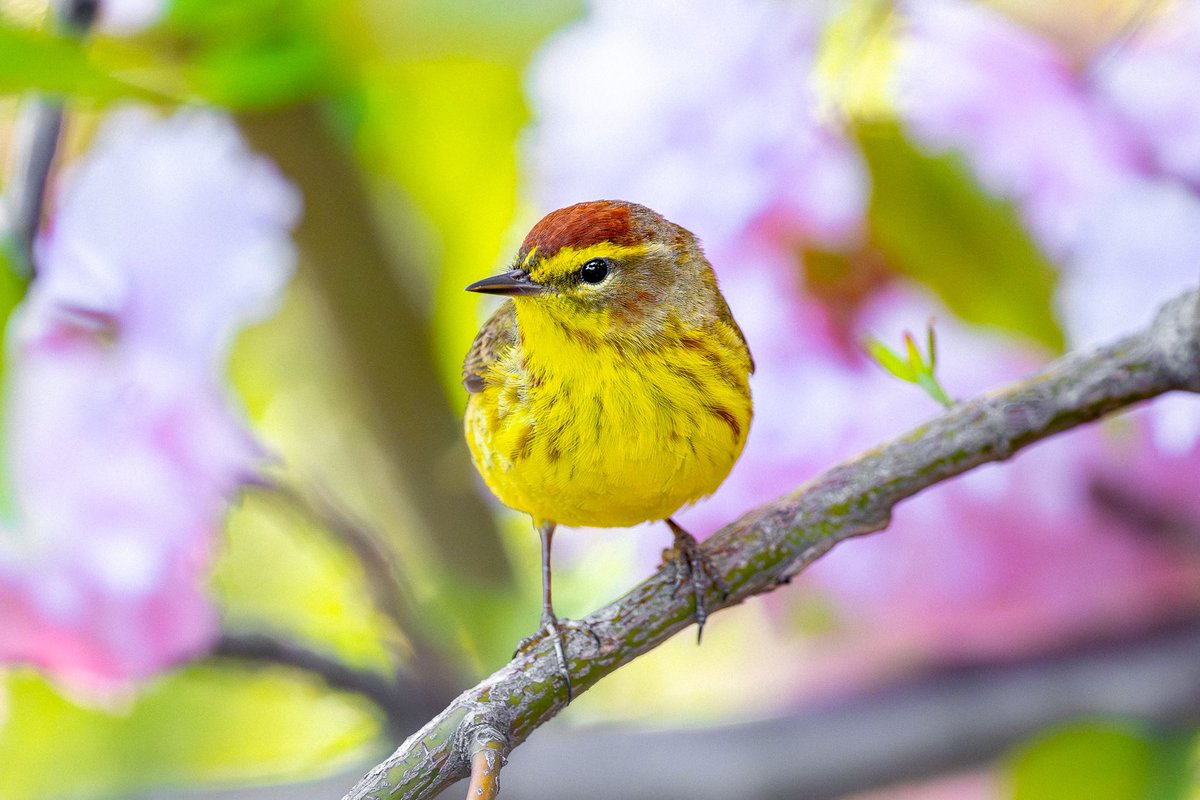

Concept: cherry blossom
[[0, 109, 299, 691], [527, 0, 1200, 673]]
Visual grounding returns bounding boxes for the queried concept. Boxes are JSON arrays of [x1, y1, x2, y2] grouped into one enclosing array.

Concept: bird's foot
[[663, 519, 729, 643], [514, 612, 601, 702]]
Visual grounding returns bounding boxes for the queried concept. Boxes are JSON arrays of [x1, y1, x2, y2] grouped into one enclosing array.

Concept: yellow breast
[[465, 304, 752, 528]]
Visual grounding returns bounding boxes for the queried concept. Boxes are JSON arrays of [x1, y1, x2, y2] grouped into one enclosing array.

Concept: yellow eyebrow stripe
[[529, 242, 658, 281]]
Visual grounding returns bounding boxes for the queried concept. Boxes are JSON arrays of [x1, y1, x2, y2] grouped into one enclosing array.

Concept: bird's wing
[[462, 300, 518, 393], [713, 290, 756, 375]]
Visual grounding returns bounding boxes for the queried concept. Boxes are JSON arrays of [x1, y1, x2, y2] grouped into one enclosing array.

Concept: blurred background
[[1, 0, 1200, 798]]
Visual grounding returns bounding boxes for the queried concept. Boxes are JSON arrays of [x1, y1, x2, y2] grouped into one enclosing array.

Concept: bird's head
[[466, 200, 720, 340]]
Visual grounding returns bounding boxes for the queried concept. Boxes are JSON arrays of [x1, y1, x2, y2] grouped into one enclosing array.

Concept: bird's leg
[[513, 520, 598, 701], [534, 520, 571, 699], [663, 518, 730, 643]]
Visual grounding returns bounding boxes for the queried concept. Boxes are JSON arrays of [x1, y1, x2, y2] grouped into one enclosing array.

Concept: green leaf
[[163, 0, 351, 108], [814, 0, 896, 116], [926, 321, 938, 369], [0, 666, 379, 800], [0, 240, 30, 342], [0, 21, 158, 100], [354, 58, 529, 405], [0, 241, 30, 522], [903, 330, 924, 368], [857, 121, 1065, 353], [1006, 720, 1193, 800], [179, 32, 341, 108], [364, 0, 584, 66], [914, 372, 953, 409], [863, 323, 954, 408], [863, 335, 915, 381]]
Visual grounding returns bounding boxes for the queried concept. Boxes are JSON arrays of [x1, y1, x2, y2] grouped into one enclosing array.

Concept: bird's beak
[[465, 269, 546, 296]]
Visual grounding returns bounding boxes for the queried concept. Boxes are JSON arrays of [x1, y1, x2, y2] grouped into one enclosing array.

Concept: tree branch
[[212, 631, 442, 738], [1, 0, 98, 271], [344, 288, 1200, 800], [491, 616, 1200, 800], [254, 479, 413, 634], [245, 479, 465, 714], [236, 106, 515, 588]]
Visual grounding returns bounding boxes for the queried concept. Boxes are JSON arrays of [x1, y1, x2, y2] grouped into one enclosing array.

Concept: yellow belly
[[465, 339, 752, 528]]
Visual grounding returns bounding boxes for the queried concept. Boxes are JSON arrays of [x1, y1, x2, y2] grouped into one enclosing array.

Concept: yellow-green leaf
[[858, 121, 1064, 353], [1006, 720, 1193, 800], [0, 666, 378, 800], [0, 21, 157, 100]]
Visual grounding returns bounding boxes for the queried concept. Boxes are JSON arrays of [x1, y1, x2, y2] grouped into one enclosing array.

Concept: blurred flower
[[527, 0, 1200, 686], [96, 0, 167, 35], [0, 109, 300, 691], [764, 282, 1200, 669], [526, 0, 867, 251], [526, 0, 874, 513], [810, 2, 1200, 665], [895, 0, 1136, 259], [1095, 1, 1200, 187], [896, 0, 1200, 445]]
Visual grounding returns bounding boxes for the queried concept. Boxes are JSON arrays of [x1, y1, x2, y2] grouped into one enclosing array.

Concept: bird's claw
[[514, 614, 602, 702], [663, 520, 729, 643]]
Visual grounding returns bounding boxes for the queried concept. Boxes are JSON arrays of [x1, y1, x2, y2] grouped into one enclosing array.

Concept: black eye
[[579, 258, 610, 284]]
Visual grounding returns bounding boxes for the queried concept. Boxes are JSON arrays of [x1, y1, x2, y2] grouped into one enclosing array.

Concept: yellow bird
[[463, 200, 754, 697]]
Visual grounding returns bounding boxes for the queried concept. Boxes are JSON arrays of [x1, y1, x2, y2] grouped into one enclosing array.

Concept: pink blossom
[[1058, 180, 1200, 350], [807, 2, 1200, 662], [525, 0, 867, 251], [0, 109, 299, 691], [529, 0, 1200, 677], [896, 0, 1200, 445], [895, 0, 1137, 258], [1095, 2, 1200, 187]]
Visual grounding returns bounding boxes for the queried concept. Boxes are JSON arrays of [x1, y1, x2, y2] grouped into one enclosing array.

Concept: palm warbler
[[463, 200, 754, 697]]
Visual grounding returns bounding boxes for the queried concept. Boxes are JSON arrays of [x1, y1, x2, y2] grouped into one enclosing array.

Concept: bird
[[462, 200, 754, 698]]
